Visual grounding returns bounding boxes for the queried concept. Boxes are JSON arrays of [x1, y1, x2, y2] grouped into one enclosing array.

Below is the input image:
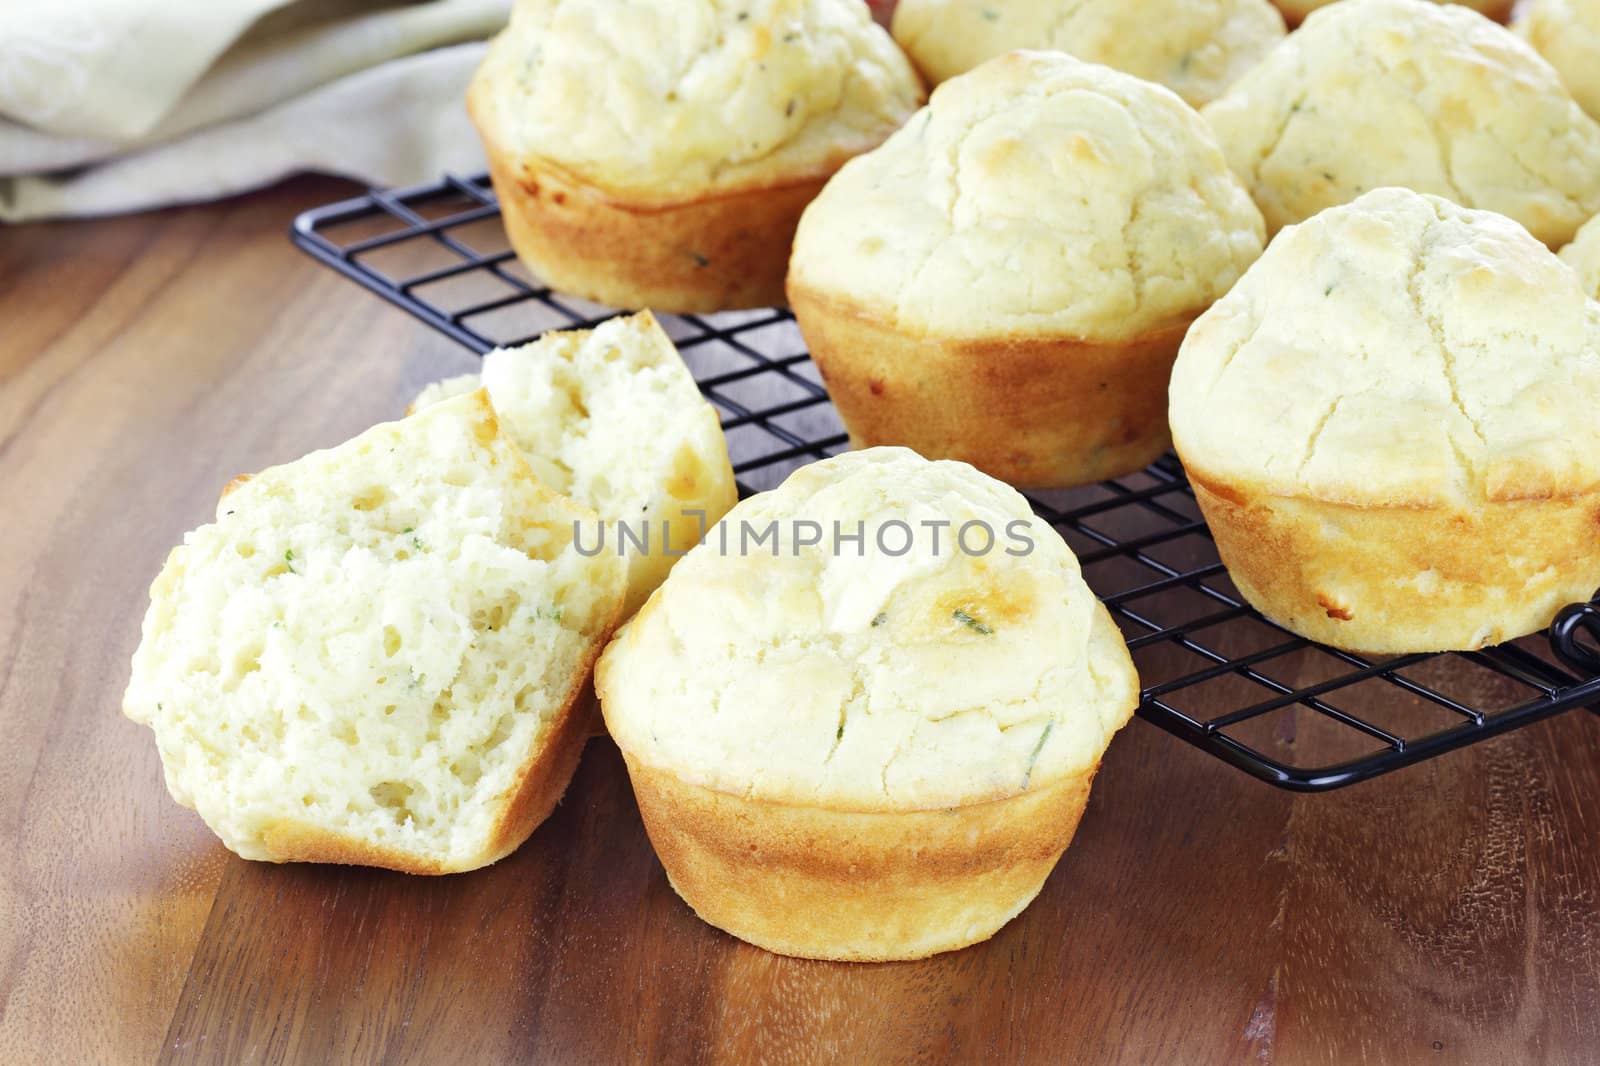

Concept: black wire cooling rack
[[291, 172, 1600, 792]]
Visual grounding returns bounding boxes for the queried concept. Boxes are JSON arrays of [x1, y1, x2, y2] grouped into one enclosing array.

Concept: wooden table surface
[[3, 178, 1599, 1065]]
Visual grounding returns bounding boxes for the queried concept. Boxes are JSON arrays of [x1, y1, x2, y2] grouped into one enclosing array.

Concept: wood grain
[[2, 179, 1599, 1065]]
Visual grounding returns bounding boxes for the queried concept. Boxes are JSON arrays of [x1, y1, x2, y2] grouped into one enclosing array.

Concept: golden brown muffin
[[469, 0, 923, 313], [596, 448, 1139, 960], [892, 0, 1286, 107], [788, 51, 1264, 488], [1203, 0, 1600, 247], [1170, 188, 1600, 653]]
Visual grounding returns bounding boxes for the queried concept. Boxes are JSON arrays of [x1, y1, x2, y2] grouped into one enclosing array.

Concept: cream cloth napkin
[[0, 0, 511, 222]]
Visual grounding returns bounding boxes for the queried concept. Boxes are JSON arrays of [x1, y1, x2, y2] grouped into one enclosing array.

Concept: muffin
[[891, 0, 1285, 107], [787, 51, 1265, 489], [1274, 0, 1512, 25], [596, 448, 1139, 961], [411, 312, 737, 617], [123, 392, 628, 873], [1202, 0, 1600, 247], [468, 0, 923, 313], [1169, 188, 1600, 654], [1517, 0, 1600, 121], [1559, 213, 1600, 297]]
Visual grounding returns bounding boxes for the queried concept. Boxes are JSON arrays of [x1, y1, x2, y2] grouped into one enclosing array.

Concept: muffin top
[[788, 50, 1264, 341], [1170, 188, 1600, 509], [1517, 0, 1600, 121], [1202, 0, 1600, 246], [1559, 212, 1600, 298], [891, 0, 1284, 107], [595, 447, 1138, 811], [471, 0, 923, 201]]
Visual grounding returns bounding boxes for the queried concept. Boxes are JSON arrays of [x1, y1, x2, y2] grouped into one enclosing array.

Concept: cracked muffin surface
[[472, 0, 923, 202], [595, 447, 1138, 811], [1518, 0, 1600, 123], [789, 49, 1264, 342], [1202, 0, 1600, 246], [1170, 186, 1600, 653], [467, 0, 923, 313], [891, 0, 1284, 107], [1170, 187, 1600, 507]]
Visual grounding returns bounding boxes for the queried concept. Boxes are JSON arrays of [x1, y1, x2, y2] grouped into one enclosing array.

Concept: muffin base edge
[[788, 283, 1188, 489], [619, 753, 1098, 962], [1185, 466, 1600, 653]]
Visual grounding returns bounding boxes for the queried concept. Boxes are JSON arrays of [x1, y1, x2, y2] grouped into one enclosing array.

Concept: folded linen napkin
[[0, 0, 511, 222]]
